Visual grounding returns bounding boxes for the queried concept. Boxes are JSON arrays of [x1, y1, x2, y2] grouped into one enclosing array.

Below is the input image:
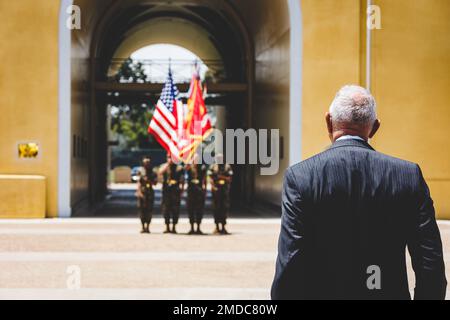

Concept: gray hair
[[329, 85, 377, 126]]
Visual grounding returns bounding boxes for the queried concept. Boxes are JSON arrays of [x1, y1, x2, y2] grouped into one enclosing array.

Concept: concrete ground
[[0, 218, 449, 300], [0, 185, 448, 300], [0, 218, 279, 300]]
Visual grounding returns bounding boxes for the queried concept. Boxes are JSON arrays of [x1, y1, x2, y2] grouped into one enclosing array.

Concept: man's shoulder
[[286, 149, 334, 174], [288, 147, 419, 175], [369, 151, 418, 170]]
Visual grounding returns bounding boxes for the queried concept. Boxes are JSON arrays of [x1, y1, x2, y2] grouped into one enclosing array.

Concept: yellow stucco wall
[[370, 0, 450, 219], [301, 0, 363, 158], [0, 0, 60, 217], [0, 175, 46, 218]]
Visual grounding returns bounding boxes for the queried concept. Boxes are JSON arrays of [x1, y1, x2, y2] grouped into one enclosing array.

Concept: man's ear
[[326, 112, 333, 139], [369, 119, 381, 138]]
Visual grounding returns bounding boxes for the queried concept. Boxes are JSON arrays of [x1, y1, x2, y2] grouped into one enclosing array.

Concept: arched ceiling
[[112, 17, 222, 62], [87, 0, 250, 82]]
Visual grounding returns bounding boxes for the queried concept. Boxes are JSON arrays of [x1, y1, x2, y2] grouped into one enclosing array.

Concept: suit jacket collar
[[328, 138, 375, 151]]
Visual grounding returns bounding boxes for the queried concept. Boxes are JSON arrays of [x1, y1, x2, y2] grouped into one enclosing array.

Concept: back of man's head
[[327, 85, 380, 141], [330, 85, 376, 126]]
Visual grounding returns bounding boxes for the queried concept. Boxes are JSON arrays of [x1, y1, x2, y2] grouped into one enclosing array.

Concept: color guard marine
[[185, 154, 207, 235], [159, 153, 185, 234], [209, 154, 233, 235], [135, 157, 157, 233]]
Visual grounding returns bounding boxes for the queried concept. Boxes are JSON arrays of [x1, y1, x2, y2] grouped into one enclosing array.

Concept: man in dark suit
[[272, 85, 447, 300]]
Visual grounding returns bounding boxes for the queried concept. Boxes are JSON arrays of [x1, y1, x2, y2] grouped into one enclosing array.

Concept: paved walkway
[[0, 218, 278, 300], [0, 218, 449, 300]]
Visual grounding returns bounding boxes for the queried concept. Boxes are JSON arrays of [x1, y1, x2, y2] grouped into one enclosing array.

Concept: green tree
[[110, 58, 160, 149], [114, 58, 148, 83], [111, 103, 159, 149]]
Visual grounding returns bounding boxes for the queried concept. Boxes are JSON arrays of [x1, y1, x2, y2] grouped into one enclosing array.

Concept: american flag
[[148, 69, 185, 159]]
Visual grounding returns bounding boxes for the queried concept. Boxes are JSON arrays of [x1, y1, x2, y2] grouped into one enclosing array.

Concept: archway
[[91, 2, 251, 214], [59, 0, 303, 217]]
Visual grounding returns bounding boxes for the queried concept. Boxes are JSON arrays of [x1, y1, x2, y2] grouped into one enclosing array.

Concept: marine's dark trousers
[[212, 185, 229, 224], [162, 186, 181, 224], [139, 190, 154, 224], [187, 185, 205, 224]]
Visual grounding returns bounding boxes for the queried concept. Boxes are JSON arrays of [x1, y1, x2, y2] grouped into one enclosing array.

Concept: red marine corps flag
[[148, 67, 185, 160], [180, 68, 213, 161]]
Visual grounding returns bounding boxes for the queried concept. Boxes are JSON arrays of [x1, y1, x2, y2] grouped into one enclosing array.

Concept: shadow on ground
[[76, 184, 280, 219]]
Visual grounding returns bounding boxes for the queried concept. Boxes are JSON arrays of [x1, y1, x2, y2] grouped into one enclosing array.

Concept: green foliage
[[110, 58, 160, 149], [111, 104, 159, 149], [114, 58, 147, 83]]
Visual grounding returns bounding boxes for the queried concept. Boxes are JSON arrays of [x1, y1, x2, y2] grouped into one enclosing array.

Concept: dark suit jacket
[[271, 139, 447, 300]]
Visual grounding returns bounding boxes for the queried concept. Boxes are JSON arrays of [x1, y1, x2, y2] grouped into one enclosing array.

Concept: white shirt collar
[[336, 135, 366, 142]]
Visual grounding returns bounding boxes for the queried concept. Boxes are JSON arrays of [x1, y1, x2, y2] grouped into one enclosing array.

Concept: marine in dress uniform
[[159, 153, 185, 234], [135, 157, 157, 233], [209, 154, 233, 235], [185, 155, 207, 235]]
